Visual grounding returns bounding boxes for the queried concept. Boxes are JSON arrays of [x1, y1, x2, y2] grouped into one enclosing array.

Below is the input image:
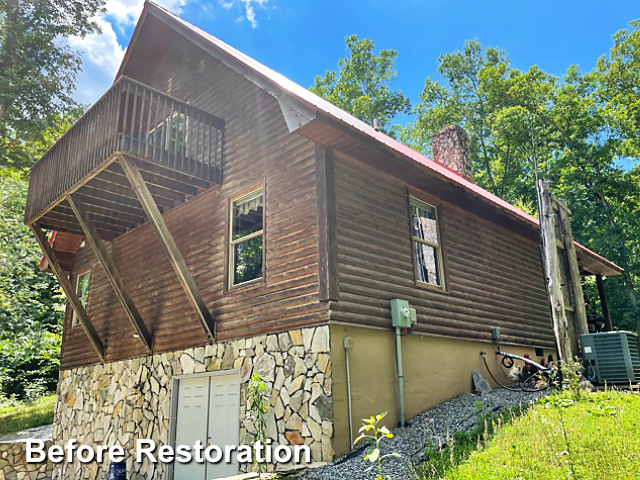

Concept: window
[[410, 199, 444, 288], [148, 111, 188, 156], [73, 270, 91, 327], [229, 188, 264, 287]]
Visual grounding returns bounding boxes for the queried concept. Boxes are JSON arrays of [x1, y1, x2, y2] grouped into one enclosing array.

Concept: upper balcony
[[25, 76, 224, 239]]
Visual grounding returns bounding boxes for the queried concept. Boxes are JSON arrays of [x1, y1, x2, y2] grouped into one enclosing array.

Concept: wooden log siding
[[331, 156, 556, 348], [61, 31, 328, 369]]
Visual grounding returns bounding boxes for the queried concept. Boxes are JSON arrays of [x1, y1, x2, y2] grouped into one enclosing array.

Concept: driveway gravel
[[0, 424, 52, 443]]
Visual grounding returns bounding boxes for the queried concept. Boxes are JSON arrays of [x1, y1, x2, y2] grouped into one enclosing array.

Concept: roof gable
[[114, 1, 622, 277]]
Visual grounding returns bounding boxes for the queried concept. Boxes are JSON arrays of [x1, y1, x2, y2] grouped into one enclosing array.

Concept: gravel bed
[[299, 389, 544, 480], [0, 424, 52, 443]]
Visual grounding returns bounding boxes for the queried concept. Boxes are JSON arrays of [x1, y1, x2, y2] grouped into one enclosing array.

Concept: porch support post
[[118, 154, 216, 342], [67, 193, 153, 353], [595, 274, 613, 332], [316, 145, 339, 302], [30, 223, 106, 362]]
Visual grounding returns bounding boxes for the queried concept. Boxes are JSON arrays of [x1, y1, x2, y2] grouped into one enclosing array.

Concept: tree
[[0, 0, 104, 169], [0, 167, 65, 398], [597, 19, 640, 158], [310, 35, 410, 132], [409, 39, 640, 329]]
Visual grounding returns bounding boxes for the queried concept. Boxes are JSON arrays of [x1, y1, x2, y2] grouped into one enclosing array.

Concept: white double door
[[172, 372, 240, 480]]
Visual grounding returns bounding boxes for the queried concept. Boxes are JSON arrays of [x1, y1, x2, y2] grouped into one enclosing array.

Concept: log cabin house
[[25, 2, 622, 479]]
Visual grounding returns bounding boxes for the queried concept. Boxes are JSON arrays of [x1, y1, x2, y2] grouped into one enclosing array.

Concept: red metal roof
[[123, 2, 623, 276]]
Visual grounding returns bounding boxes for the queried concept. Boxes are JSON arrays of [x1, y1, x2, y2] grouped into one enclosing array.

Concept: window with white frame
[[410, 198, 444, 288], [73, 270, 91, 327], [148, 111, 189, 156], [229, 188, 264, 287]]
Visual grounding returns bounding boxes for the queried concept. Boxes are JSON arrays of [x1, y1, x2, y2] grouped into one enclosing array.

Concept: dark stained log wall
[[331, 155, 556, 348], [61, 20, 328, 369]]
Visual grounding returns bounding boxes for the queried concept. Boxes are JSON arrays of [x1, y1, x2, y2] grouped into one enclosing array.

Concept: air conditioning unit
[[581, 331, 640, 384]]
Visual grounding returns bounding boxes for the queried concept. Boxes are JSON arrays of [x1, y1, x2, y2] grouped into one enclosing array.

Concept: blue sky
[[75, 0, 638, 130]]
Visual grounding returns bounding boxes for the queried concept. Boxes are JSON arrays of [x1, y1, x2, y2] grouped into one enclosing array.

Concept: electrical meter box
[[390, 299, 417, 330]]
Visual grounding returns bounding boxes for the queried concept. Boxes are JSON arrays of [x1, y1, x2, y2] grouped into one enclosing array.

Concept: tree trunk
[[596, 187, 639, 309]]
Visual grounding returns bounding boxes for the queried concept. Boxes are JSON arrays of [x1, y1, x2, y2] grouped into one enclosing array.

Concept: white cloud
[[70, 16, 125, 104], [242, 0, 268, 28], [220, 0, 268, 28], [105, 0, 187, 26], [72, 0, 270, 104], [72, 0, 189, 104]]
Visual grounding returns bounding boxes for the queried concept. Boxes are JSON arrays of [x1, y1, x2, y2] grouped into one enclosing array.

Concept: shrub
[[0, 332, 60, 400]]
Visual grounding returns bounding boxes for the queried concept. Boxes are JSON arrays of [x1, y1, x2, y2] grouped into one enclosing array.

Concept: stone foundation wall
[[53, 325, 332, 480], [0, 439, 53, 480]]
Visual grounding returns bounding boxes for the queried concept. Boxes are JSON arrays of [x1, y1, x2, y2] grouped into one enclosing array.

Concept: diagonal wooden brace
[[118, 154, 216, 342], [67, 194, 153, 353], [30, 223, 106, 362]]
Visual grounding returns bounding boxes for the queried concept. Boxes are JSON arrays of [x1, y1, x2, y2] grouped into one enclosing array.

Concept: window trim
[[227, 184, 266, 290], [408, 196, 447, 291], [73, 269, 91, 327]]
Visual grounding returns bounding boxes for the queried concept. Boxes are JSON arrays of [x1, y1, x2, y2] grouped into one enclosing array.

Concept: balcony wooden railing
[[25, 76, 224, 224]]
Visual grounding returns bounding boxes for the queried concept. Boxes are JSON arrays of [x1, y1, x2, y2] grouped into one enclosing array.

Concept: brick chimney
[[430, 125, 473, 182]]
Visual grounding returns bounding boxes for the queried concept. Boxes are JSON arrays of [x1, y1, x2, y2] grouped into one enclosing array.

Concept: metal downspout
[[395, 326, 406, 426], [344, 337, 354, 448]]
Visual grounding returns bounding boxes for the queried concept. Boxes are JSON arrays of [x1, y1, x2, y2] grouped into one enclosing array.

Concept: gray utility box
[[581, 331, 640, 384]]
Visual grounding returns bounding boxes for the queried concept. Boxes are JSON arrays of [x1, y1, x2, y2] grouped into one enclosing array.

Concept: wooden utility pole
[[539, 180, 573, 361]]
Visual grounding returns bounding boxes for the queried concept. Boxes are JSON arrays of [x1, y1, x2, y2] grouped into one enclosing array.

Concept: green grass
[[0, 395, 56, 436], [426, 391, 640, 480]]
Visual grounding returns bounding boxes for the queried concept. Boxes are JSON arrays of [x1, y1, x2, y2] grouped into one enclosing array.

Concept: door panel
[[206, 374, 240, 478], [173, 376, 209, 480], [172, 373, 240, 480]]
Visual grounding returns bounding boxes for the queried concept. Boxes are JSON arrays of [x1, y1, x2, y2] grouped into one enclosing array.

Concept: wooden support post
[[596, 274, 613, 332], [316, 145, 339, 302], [556, 201, 589, 338], [30, 223, 105, 362], [538, 179, 573, 361], [67, 194, 153, 353], [118, 154, 216, 342]]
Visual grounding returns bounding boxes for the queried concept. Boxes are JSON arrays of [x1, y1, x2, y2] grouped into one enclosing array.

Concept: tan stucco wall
[[330, 324, 552, 456]]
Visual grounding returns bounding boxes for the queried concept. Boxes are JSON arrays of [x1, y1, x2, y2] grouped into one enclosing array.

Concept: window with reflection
[[229, 188, 264, 287], [73, 270, 91, 327], [410, 198, 444, 288], [148, 111, 188, 156]]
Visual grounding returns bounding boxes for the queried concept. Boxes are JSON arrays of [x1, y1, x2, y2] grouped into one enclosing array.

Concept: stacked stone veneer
[[0, 440, 53, 480], [430, 124, 474, 181], [53, 325, 332, 480]]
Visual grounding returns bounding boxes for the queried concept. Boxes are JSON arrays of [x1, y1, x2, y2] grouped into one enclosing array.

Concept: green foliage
[[416, 391, 640, 479], [310, 35, 410, 132], [442, 391, 640, 480], [0, 0, 104, 168], [0, 168, 64, 399], [0, 394, 55, 436], [246, 373, 270, 473], [419, 402, 526, 479], [559, 359, 586, 402], [406, 35, 640, 329], [597, 19, 640, 158], [354, 411, 400, 480]]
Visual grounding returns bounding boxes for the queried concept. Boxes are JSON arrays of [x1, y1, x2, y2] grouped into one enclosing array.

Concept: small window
[[410, 199, 444, 288], [229, 188, 264, 288], [73, 270, 91, 327], [148, 111, 188, 156]]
